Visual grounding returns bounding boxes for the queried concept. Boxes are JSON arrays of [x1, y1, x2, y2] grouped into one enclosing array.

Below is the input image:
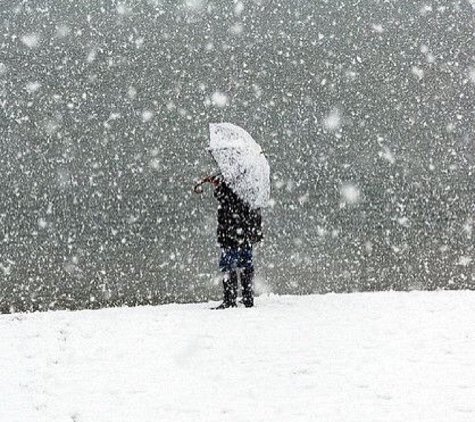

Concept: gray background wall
[[0, 0, 474, 312]]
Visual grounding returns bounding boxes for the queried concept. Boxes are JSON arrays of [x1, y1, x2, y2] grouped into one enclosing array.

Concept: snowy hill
[[2, 291, 475, 422]]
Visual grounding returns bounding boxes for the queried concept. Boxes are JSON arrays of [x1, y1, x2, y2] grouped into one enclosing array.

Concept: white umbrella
[[208, 123, 270, 209]]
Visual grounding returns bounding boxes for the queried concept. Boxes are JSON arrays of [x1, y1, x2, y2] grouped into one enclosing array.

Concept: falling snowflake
[[56, 25, 71, 38], [411, 66, 424, 80], [340, 183, 362, 206], [379, 146, 395, 164], [234, 1, 244, 16], [142, 110, 154, 122], [323, 108, 342, 132], [38, 218, 48, 229], [210, 91, 229, 108], [229, 23, 244, 35], [183, 0, 204, 12], [86, 48, 97, 63], [371, 24, 384, 33], [457, 256, 472, 266], [298, 192, 309, 206], [21, 33, 41, 48], [127, 86, 137, 99], [26, 82, 42, 93], [149, 158, 160, 170], [117, 2, 133, 15]]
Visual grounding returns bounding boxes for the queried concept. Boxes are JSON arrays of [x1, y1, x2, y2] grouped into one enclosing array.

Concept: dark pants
[[222, 268, 254, 307], [220, 247, 254, 307]]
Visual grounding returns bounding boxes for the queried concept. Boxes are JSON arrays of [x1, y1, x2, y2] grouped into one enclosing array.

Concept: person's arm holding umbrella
[[193, 174, 220, 194]]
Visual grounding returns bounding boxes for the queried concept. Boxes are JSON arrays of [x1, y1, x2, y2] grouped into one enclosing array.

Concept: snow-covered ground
[[1, 291, 474, 422]]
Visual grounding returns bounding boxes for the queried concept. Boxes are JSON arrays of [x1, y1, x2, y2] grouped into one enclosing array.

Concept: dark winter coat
[[214, 181, 263, 249]]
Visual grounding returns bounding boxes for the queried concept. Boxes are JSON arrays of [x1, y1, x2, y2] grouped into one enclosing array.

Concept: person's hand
[[193, 182, 204, 194], [203, 175, 219, 186], [193, 175, 218, 194]]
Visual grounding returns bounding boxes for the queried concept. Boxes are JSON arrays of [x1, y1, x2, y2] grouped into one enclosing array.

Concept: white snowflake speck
[[323, 108, 342, 132], [86, 49, 97, 63], [210, 91, 229, 108], [230, 23, 244, 35], [56, 25, 71, 38], [142, 110, 154, 122], [149, 158, 160, 170], [298, 192, 309, 206], [234, 1, 244, 16], [127, 86, 137, 99], [457, 256, 472, 266], [379, 146, 395, 164], [340, 183, 361, 206], [38, 218, 48, 229], [371, 24, 384, 33], [117, 2, 133, 15], [26, 82, 42, 93], [412, 66, 424, 80], [21, 33, 41, 48], [184, 0, 204, 11]]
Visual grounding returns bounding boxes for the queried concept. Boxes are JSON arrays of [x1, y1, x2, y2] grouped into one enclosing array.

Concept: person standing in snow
[[195, 174, 263, 309]]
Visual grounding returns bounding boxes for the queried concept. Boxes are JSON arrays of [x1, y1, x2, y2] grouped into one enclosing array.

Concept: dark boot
[[240, 268, 254, 308], [215, 271, 238, 309]]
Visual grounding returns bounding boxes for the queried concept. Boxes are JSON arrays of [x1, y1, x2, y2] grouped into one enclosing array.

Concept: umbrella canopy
[[209, 123, 270, 209]]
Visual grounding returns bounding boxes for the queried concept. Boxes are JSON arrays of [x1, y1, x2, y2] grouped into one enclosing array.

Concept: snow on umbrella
[[208, 123, 270, 209]]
